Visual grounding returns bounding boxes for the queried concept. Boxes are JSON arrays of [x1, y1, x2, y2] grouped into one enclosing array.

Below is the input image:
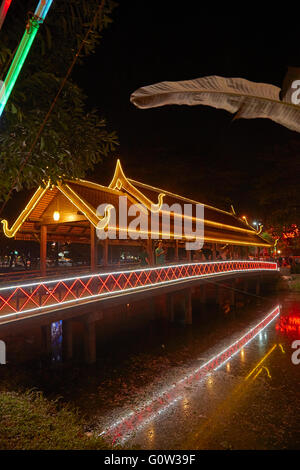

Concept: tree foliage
[[0, 0, 118, 200]]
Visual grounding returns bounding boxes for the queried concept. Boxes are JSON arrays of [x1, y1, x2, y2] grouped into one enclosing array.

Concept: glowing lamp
[[277, 250, 281, 254], [53, 211, 60, 222]]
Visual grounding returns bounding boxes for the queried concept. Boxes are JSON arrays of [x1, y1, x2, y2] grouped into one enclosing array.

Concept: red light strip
[[0, 260, 278, 321], [99, 305, 280, 444], [0, 0, 13, 30]]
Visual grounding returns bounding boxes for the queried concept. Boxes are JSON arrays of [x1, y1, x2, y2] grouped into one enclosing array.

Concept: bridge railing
[[0, 260, 278, 322]]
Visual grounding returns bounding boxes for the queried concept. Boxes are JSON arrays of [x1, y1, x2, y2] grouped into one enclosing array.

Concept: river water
[[92, 292, 300, 449], [2, 289, 300, 450]]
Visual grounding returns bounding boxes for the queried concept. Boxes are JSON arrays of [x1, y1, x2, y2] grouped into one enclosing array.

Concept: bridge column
[[40, 225, 47, 277], [230, 280, 236, 309], [82, 312, 103, 364], [41, 324, 51, 356], [184, 288, 192, 325], [90, 224, 98, 272], [103, 238, 109, 267], [167, 293, 175, 322], [200, 283, 206, 304], [63, 319, 73, 361], [256, 277, 261, 296], [216, 282, 223, 310], [174, 240, 179, 261], [147, 238, 154, 265], [186, 249, 191, 262], [83, 314, 96, 364]]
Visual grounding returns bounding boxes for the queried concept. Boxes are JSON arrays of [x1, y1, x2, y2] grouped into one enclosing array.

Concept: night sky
[[74, 4, 299, 219]]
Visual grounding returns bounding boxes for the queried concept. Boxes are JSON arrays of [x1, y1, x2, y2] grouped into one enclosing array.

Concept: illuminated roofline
[[108, 161, 269, 244], [1, 182, 50, 238], [127, 178, 269, 244], [108, 226, 272, 247], [67, 178, 144, 211], [109, 159, 165, 212], [0, 161, 271, 246], [128, 178, 250, 222]]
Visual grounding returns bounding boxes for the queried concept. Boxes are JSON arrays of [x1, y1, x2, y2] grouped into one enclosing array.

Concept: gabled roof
[[1, 160, 271, 247], [108, 161, 271, 247]]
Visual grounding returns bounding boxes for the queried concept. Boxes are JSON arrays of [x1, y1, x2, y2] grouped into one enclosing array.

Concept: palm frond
[[130, 76, 300, 133]]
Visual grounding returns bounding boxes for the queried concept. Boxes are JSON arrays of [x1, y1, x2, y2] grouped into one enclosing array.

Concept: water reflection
[[99, 305, 280, 445], [51, 320, 63, 362]]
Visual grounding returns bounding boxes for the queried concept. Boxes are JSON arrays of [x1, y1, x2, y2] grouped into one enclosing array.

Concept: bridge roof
[[1, 160, 271, 247]]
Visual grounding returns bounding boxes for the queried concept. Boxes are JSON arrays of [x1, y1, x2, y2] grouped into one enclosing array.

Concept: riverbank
[[0, 389, 114, 450], [277, 273, 300, 292]]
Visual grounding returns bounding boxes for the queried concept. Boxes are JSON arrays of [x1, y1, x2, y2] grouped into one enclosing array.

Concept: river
[[2, 289, 300, 450]]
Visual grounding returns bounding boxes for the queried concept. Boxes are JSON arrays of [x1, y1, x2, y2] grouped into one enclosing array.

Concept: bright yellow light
[[277, 250, 281, 254], [53, 211, 60, 222], [182, 397, 189, 410], [240, 349, 245, 361], [226, 362, 231, 372], [207, 375, 213, 387], [245, 344, 277, 381]]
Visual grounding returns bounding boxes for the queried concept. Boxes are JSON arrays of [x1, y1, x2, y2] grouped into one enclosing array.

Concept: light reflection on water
[[51, 320, 63, 362], [99, 305, 280, 445], [92, 294, 300, 449]]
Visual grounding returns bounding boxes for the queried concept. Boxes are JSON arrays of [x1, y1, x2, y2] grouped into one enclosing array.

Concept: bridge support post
[[200, 283, 206, 304], [40, 225, 47, 277], [167, 293, 175, 322], [184, 288, 192, 325], [217, 282, 223, 310], [41, 324, 51, 356], [63, 319, 73, 361], [256, 277, 261, 296], [103, 238, 109, 267], [90, 224, 98, 272], [212, 243, 217, 260], [147, 238, 154, 265], [230, 280, 236, 309], [174, 240, 179, 261], [83, 312, 100, 364]]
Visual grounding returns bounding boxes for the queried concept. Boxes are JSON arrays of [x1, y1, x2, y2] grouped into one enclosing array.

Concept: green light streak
[[0, 19, 39, 117]]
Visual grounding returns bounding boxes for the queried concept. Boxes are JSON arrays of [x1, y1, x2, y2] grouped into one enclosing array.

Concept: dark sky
[[73, 5, 300, 217]]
